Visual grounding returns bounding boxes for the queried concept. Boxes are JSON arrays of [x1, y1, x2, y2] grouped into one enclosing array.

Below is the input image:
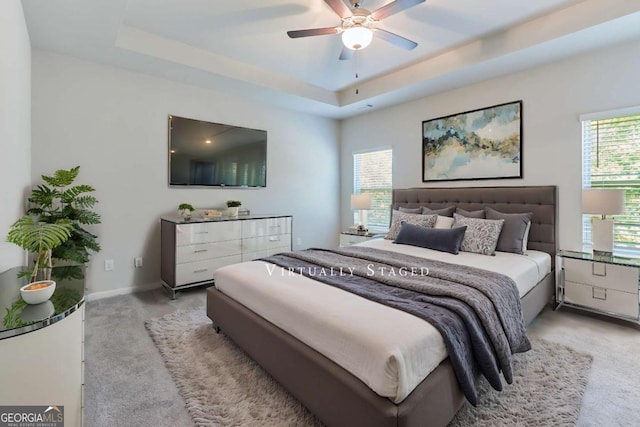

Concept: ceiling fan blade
[[374, 29, 418, 50], [339, 47, 354, 61], [287, 27, 340, 38], [324, 0, 352, 19], [371, 0, 425, 21]]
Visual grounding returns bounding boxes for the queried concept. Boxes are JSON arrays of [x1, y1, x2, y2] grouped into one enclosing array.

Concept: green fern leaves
[[7, 217, 72, 254]]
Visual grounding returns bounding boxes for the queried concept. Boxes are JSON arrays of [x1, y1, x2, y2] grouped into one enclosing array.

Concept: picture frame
[[422, 100, 523, 182]]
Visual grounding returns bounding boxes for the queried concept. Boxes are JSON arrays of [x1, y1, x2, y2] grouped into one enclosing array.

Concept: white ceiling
[[21, 0, 640, 119]]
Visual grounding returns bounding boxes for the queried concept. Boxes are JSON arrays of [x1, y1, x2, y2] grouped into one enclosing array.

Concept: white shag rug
[[146, 309, 592, 427]]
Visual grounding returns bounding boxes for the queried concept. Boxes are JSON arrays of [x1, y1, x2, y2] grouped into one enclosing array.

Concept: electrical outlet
[[296, 237, 302, 246], [134, 257, 143, 268], [105, 259, 114, 271]]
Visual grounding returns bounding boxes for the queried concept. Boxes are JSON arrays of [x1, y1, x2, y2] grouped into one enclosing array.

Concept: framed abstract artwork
[[422, 100, 522, 182]]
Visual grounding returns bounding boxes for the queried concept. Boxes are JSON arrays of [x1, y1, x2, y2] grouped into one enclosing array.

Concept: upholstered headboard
[[392, 186, 558, 266]]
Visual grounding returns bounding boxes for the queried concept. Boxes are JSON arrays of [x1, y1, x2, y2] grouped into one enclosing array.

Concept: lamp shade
[[351, 193, 372, 210], [342, 26, 373, 50], [582, 189, 625, 215]]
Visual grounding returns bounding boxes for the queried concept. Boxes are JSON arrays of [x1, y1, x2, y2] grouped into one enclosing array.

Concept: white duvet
[[213, 239, 550, 404]]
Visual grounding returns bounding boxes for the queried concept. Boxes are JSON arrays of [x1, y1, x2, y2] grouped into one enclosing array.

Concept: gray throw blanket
[[260, 246, 531, 405]]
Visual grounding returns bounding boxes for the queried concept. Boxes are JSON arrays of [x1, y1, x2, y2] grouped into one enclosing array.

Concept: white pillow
[[434, 215, 454, 229]]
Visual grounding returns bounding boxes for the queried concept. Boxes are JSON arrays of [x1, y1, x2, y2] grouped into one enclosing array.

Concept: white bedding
[[214, 240, 551, 404]]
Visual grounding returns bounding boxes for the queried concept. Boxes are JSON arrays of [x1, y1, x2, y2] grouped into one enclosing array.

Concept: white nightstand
[[339, 231, 381, 247], [556, 250, 640, 323]]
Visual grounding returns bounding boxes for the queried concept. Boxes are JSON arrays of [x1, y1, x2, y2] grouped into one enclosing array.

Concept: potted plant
[[6, 217, 73, 283], [226, 200, 241, 218], [178, 203, 195, 221], [27, 166, 101, 280]]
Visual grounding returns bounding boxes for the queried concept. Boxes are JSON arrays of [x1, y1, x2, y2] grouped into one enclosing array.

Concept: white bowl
[[20, 280, 56, 305]]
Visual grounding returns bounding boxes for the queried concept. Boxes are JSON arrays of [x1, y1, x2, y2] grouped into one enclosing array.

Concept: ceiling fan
[[287, 0, 425, 60]]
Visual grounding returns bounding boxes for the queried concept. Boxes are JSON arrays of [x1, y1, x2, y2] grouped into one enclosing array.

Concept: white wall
[[341, 38, 640, 252], [0, 1, 31, 270], [32, 51, 340, 296]]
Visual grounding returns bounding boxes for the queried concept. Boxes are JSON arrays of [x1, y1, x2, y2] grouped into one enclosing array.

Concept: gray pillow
[[456, 208, 486, 219], [385, 211, 437, 240], [421, 206, 456, 217], [398, 206, 423, 214], [452, 213, 504, 255], [485, 207, 533, 254], [394, 223, 467, 255]]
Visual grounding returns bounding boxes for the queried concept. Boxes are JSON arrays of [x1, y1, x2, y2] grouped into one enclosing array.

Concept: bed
[[206, 186, 557, 427]]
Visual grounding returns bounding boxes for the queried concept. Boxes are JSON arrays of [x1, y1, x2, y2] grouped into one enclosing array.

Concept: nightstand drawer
[[564, 258, 639, 294], [340, 234, 371, 246], [565, 281, 639, 319]]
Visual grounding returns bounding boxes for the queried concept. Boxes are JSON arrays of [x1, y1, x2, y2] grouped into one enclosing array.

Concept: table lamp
[[351, 193, 372, 233], [582, 189, 625, 255]]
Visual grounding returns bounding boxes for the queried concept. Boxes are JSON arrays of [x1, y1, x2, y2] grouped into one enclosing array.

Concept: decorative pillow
[[385, 211, 437, 240], [456, 208, 486, 219], [398, 206, 423, 214], [421, 206, 456, 217], [434, 215, 455, 229], [452, 213, 504, 255], [484, 207, 533, 254], [394, 223, 467, 255]]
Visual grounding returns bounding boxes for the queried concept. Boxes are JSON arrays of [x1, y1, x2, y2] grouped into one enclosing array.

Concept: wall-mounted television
[[169, 115, 267, 188]]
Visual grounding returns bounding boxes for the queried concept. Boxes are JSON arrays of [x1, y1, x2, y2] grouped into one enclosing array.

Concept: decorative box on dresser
[[161, 215, 292, 298], [556, 250, 640, 323]]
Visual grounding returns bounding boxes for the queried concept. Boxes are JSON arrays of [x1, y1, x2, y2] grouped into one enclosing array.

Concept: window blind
[[353, 149, 392, 230], [582, 113, 640, 252]]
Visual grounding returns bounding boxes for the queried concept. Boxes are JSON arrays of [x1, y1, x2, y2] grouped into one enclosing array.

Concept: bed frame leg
[[213, 324, 221, 334]]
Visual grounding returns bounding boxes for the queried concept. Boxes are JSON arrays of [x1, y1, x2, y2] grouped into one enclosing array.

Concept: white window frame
[[353, 147, 393, 232], [581, 106, 640, 256]]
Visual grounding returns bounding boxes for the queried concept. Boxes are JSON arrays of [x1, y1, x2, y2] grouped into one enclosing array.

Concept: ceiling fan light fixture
[[341, 25, 373, 50]]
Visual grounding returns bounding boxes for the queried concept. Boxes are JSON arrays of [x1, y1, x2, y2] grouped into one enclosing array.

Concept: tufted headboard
[[392, 186, 558, 267]]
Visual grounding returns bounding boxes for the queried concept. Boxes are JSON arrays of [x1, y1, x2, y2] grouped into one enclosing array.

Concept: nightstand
[[339, 231, 381, 247], [556, 250, 640, 323]]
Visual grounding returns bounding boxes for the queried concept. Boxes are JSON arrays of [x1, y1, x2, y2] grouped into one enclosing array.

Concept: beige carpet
[[146, 309, 592, 427]]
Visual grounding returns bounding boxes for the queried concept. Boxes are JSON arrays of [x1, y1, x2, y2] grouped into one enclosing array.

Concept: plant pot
[[20, 280, 56, 305], [179, 209, 192, 221], [227, 207, 239, 218]]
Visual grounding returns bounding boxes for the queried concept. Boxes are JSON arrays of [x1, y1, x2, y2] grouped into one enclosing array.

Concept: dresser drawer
[[266, 217, 291, 236], [243, 235, 291, 252], [175, 256, 242, 286], [565, 281, 639, 319], [564, 258, 639, 294], [176, 222, 242, 246], [176, 240, 242, 264]]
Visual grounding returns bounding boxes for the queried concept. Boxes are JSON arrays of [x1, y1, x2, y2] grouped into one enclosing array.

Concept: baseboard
[[86, 281, 160, 302]]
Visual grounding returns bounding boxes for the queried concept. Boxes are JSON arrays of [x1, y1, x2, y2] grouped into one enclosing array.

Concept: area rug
[[146, 309, 593, 427]]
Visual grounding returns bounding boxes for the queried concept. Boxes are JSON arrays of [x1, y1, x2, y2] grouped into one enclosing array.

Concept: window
[[582, 110, 640, 253], [353, 148, 393, 230]]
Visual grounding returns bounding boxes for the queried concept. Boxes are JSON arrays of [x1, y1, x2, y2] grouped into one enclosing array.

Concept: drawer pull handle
[[193, 269, 209, 273], [193, 249, 209, 253], [591, 263, 606, 277], [592, 288, 607, 300], [269, 237, 280, 242], [196, 231, 209, 235]]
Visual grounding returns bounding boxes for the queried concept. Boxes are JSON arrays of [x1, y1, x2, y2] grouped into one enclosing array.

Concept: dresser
[[161, 215, 292, 298], [556, 250, 640, 323], [0, 265, 85, 427]]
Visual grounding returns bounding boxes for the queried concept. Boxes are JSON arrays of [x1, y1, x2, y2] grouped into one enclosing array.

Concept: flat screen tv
[[169, 115, 267, 187]]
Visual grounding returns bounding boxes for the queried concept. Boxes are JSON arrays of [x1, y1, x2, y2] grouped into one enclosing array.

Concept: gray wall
[[32, 50, 340, 297], [0, 0, 31, 270], [340, 38, 640, 252]]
